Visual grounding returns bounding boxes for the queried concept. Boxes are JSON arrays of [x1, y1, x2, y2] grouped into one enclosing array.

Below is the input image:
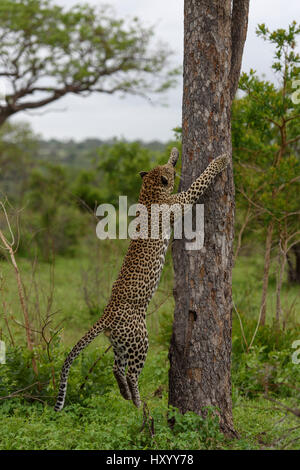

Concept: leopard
[[54, 147, 229, 411]]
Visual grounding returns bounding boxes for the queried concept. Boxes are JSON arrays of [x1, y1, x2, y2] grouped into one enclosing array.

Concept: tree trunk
[[259, 222, 274, 326], [275, 241, 286, 331], [169, 0, 249, 438], [287, 242, 300, 284], [0, 113, 9, 127]]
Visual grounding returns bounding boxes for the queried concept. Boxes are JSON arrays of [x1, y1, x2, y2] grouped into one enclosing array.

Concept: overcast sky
[[12, 0, 300, 142]]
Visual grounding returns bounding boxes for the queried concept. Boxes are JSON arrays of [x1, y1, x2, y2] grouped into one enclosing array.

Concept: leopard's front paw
[[214, 153, 230, 171]]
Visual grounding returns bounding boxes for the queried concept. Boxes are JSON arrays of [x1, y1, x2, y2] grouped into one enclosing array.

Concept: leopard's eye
[[161, 175, 168, 186]]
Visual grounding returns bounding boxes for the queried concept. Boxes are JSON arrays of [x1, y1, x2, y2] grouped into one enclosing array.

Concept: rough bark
[[169, 0, 249, 438]]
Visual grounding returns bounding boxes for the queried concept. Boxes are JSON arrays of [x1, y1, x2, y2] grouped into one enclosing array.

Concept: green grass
[[0, 244, 299, 450], [0, 349, 299, 450], [233, 252, 300, 328], [0, 239, 175, 348]]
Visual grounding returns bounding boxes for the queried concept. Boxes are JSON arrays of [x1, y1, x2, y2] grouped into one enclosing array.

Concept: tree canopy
[[233, 22, 300, 254], [0, 0, 179, 125], [232, 22, 300, 325]]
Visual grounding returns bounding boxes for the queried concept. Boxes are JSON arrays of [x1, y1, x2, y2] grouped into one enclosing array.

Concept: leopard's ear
[[139, 171, 148, 178]]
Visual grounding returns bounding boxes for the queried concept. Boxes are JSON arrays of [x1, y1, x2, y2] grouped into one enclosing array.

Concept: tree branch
[[0, 1, 177, 126], [230, 0, 250, 101], [286, 135, 300, 146]]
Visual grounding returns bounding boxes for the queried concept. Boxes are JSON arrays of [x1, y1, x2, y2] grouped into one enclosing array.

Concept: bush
[[232, 344, 300, 399], [0, 343, 115, 406]]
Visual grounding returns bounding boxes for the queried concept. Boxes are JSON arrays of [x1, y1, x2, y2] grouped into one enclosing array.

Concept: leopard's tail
[[54, 317, 107, 412]]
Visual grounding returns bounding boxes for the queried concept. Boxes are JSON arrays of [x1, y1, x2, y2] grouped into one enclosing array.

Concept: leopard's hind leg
[[126, 334, 148, 408], [112, 346, 132, 401]]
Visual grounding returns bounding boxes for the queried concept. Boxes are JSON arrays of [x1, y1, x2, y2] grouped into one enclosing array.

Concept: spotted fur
[[54, 149, 229, 411]]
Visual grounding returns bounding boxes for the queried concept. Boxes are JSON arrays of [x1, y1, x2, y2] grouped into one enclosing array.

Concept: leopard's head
[[139, 147, 179, 196]]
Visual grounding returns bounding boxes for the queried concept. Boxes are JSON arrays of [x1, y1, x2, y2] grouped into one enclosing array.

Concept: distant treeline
[[36, 138, 167, 168]]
